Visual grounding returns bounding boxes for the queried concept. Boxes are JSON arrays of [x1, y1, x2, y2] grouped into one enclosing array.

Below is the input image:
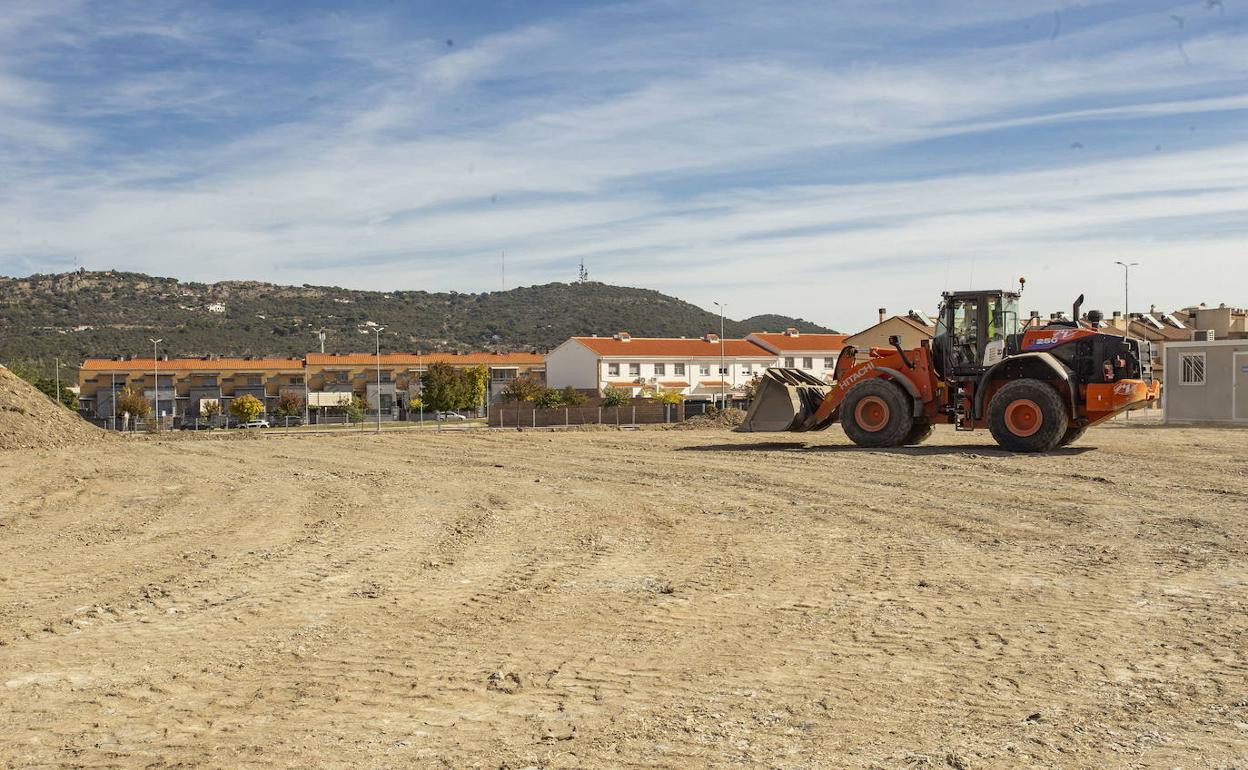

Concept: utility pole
[[317, 329, 326, 353], [54, 357, 61, 409], [713, 302, 727, 409], [149, 338, 163, 429], [111, 371, 116, 430]]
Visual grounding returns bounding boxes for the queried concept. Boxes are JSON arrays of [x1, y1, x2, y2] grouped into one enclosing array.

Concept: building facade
[[78, 357, 306, 421], [303, 352, 546, 412], [545, 333, 776, 403], [1162, 339, 1248, 424], [746, 329, 848, 382], [843, 312, 935, 359]]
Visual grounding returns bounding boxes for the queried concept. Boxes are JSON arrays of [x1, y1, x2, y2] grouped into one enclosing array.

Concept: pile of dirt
[[672, 407, 747, 430], [0, 366, 104, 451]]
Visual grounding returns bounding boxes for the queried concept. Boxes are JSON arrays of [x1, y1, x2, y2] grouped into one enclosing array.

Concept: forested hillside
[[0, 271, 835, 375]]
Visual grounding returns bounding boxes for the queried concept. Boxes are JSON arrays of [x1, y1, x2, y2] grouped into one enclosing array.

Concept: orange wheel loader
[[738, 289, 1160, 452]]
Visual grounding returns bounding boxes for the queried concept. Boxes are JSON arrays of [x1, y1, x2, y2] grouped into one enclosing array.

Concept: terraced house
[[544, 332, 778, 404], [77, 357, 306, 422], [303, 352, 546, 414]]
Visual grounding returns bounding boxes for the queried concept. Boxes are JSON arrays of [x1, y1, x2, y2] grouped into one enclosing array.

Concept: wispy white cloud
[[0, 0, 1245, 331]]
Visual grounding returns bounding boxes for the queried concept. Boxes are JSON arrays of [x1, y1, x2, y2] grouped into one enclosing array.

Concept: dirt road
[[1, 423, 1246, 768]]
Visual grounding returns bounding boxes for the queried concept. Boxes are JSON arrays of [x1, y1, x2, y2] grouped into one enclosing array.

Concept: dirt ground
[[1, 420, 1246, 769]]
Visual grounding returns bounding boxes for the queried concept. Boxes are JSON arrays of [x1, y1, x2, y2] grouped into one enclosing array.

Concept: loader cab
[[933, 290, 1021, 379]]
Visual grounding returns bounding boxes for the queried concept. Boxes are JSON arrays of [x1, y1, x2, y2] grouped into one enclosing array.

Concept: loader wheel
[[1058, 425, 1087, 447], [903, 420, 934, 446], [987, 379, 1068, 453], [841, 379, 914, 448]]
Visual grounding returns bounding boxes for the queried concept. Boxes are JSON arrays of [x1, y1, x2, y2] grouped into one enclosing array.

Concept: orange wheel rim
[[855, 395, 890, 432], [1004, 399, 1042, 437]]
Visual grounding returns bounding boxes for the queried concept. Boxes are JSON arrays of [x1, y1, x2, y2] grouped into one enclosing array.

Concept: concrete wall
[[1164, 340, 1248, 423]]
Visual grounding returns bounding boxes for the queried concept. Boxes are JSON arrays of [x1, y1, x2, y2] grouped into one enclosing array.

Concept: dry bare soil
[[1, 421, 1246, 769]]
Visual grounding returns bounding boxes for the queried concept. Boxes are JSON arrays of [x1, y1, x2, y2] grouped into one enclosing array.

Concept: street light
[[1114, 261, 1139, 337], [362, 325, 385, 433], [149, 338, 162, 429], [713, 301, 727, 409], [54, 357, 61, 409]]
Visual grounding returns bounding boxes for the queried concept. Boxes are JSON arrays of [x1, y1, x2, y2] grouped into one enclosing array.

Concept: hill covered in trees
[[0, 271, 835, 375]]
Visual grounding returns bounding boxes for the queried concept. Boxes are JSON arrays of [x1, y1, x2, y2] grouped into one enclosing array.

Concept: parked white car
[[240, 419, 271, 429], [435, 411, 467, 421]]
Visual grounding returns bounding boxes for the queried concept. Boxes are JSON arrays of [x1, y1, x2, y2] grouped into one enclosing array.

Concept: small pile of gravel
[[0, 366, 104, 451]]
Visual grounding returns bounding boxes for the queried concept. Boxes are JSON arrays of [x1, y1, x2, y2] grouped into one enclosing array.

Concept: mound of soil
[[0, 366, 103, 451], [672, 407, 747, 430]]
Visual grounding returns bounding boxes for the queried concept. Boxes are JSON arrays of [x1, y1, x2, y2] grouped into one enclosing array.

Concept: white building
[[746, 328, 848, 382], [545, 332, 777, 403]]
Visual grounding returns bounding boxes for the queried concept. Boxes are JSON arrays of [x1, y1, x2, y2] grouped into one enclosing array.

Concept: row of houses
[[76, 301, 1247, 422], [77, 352, 546, 420], [75, 310, 933, 420]]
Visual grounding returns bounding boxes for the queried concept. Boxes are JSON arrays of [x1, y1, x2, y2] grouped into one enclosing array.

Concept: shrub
[[534, 388, 564, 408], [560, 386, 587, 406], [651, 390, 684, 406], [601, 385, 629, 408], [116, 386, 151, 418], [274, 392, 305, 418], [337, 395, 364, 423]]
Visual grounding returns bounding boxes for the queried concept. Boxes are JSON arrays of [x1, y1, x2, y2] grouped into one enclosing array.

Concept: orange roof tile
[[748, 332, 848, 352], [571, 336, 772, 357], [605, 380, 642, 387], [657, 380, 690, 387], [305, 352, 543, 367], [698, 379, 730, 386], [81, 357, 304, 371]]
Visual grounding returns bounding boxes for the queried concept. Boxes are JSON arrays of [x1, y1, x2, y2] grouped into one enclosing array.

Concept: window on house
[[784, 357, 795, 367], [824, 357, 835, 369], [742, 364, 752, 375], [699, 364, 710, 376], [247, 376, 262, 386], [607, 363, 620, 377], [628, 363, 640, 377], [290, 376, 304, 385], [654, 363, 666, 376], [1180, 353, 1206, 385], [802, 357, 813, 369], [491, 368, 518, 382], [673, 363, 686, 376], [718, 365, 728, 375], [379, 371, 392, 382]]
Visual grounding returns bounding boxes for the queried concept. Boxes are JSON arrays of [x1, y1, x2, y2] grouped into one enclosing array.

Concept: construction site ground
[[1, 420, 1245, 769]]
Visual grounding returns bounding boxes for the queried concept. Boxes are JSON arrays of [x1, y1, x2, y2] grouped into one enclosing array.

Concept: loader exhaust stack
[[738, 368, 833, 432]]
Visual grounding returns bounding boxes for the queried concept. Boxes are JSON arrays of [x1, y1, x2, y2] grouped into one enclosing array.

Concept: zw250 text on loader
[[739, 287, 1160, 452]]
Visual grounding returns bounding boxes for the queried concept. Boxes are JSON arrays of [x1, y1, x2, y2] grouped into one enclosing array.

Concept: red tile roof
[[571, 336, 772, 357], [657, 380, 690, 387], [81, 357, 304, 371], [305, 352, 543, 367], [748, 332, 848, 352], [605, 380, 642, 387]]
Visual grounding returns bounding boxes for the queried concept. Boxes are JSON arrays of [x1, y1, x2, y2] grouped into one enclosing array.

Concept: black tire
[[1058, 425, 1087, 447], [903, 420, 934, 446], [987, 379, 1069, 453], [841, 378, 914, 448]]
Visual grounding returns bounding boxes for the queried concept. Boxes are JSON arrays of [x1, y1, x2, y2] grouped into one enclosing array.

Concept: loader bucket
[[738, 368, 833, 432]]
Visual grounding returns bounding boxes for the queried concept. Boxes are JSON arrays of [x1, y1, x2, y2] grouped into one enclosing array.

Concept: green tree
[[534, 388, 564, 408], [600, 385, 630, 408], [116, 386, 150, 418], [501, 375, 545, 402], [337, 395, 364, 423], [465, 365, 488, 410], [8, 358, 76, 409], [560, 386, 587, 406], [229, 394, 265, 423], [201, 399, 222, 418], [420, 362, 472, 412]]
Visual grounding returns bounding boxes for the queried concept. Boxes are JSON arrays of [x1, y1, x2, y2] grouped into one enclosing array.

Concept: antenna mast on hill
[[316, 328, 327, 353], [578, 259, 588, 284]]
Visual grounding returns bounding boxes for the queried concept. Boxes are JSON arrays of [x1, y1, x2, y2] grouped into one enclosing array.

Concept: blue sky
[[1, 0, 1245, 331]]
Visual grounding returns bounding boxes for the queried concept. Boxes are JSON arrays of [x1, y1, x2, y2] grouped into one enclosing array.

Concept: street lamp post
[[713, 301, 727, 408], [149, 338, 163, 430], [1114, 261, 1139, 336], [54, 357, 61, 409], [111, 372, 116, 430], [363, 325, 385, 433]]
